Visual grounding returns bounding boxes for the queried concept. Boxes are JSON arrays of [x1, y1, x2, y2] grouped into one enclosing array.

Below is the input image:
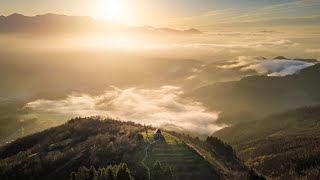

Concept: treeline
[[172, 132, 241, 167], [69, 161, 174, 180], [206, 136, 236, 160], [70, 163, 133, 180]]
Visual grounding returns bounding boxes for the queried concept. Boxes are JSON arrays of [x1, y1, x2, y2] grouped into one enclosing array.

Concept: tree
[[150, 161, 175, 180], [163, 167, 174, 180], [152, 161, 164, 180], [105, 166, 115, 180], [89, 166, 97, 180], [77, 166, 89, 180], [116, 163, 133, 180], [97, 168, 104, 180]]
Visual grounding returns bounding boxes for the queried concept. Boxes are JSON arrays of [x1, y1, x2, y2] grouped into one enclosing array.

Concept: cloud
[[171, 39, 298, 50], [24, 86, 223, 135], [305, 48, 320, 53], [229, 0, 320, 25], [218, 56, 315, 76], [171, 0, 320, 27]]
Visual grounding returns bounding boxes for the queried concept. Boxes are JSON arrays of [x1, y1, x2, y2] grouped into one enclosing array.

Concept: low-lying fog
[[24, 86, 223, 135], [0, 30, 319, 144]]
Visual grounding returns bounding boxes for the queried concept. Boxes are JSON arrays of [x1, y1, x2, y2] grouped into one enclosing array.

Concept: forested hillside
[[214, 106, 320, 179], [0, 117, 145, 180]]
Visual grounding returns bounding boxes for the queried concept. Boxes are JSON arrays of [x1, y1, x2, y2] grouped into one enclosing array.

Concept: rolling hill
[[0, 117, 261, 180], [214, 105, 320, 179]]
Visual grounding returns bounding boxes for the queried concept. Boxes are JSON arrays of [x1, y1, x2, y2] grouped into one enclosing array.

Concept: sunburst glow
[[94, 0, 129, 24]]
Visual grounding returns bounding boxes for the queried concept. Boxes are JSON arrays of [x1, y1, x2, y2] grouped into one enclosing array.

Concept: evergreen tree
[[106, 166, 115, 180], [152, 161, 164, 180], [69, 163, 134, 180], [97, 168, 104, 180], [89, 166, 97, 180], [116, 163, 132, 180], [163, 167, 174, 180], [77, 166, 89, 180]]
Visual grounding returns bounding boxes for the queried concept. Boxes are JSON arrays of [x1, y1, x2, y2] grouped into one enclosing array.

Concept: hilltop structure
[[154, 129, 163, 139]]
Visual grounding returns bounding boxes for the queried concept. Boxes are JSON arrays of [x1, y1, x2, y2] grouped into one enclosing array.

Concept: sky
[[1, 0, 320, 28]]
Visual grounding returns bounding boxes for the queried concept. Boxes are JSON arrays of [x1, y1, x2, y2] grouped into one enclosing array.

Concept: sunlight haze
[[0, 1, 320, 180]]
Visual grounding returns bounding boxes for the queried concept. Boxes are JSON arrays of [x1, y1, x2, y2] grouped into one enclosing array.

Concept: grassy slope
[[141, 130, 223, 180]]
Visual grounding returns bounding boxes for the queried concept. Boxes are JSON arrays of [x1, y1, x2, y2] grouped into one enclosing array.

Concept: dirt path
[[141, 132, 156, 180]]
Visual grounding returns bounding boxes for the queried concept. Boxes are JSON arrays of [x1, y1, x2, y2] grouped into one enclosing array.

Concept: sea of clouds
[[218, 56, 315, 76], [25, 86, 223, 135]]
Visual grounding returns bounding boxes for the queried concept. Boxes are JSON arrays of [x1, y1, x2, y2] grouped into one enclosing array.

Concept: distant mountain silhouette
[[273, 56, 288, 60], [0, 13, 202, 35], [183, 28, 202, 34], [191, 63, 320, 120], [0, 13, 97, 33], [293, 58, 319, 63], [273, 56, 318, 63]]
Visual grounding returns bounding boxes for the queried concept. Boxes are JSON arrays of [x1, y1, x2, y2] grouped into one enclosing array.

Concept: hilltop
[[0, 117, 262, 180]]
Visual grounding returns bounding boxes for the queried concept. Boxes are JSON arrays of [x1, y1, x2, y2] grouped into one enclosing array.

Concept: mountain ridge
[[191, 63, 320, 121], [0, 13, 202, 35]]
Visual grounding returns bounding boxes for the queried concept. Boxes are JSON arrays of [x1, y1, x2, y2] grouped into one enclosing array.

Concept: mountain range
[[0, 13, 202, 35]]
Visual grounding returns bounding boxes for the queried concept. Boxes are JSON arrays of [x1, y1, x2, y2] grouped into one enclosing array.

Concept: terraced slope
[[141, 130, 223, 180]]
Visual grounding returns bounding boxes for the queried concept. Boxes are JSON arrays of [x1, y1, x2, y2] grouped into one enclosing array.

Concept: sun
[[94, 0, 128, 24]]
